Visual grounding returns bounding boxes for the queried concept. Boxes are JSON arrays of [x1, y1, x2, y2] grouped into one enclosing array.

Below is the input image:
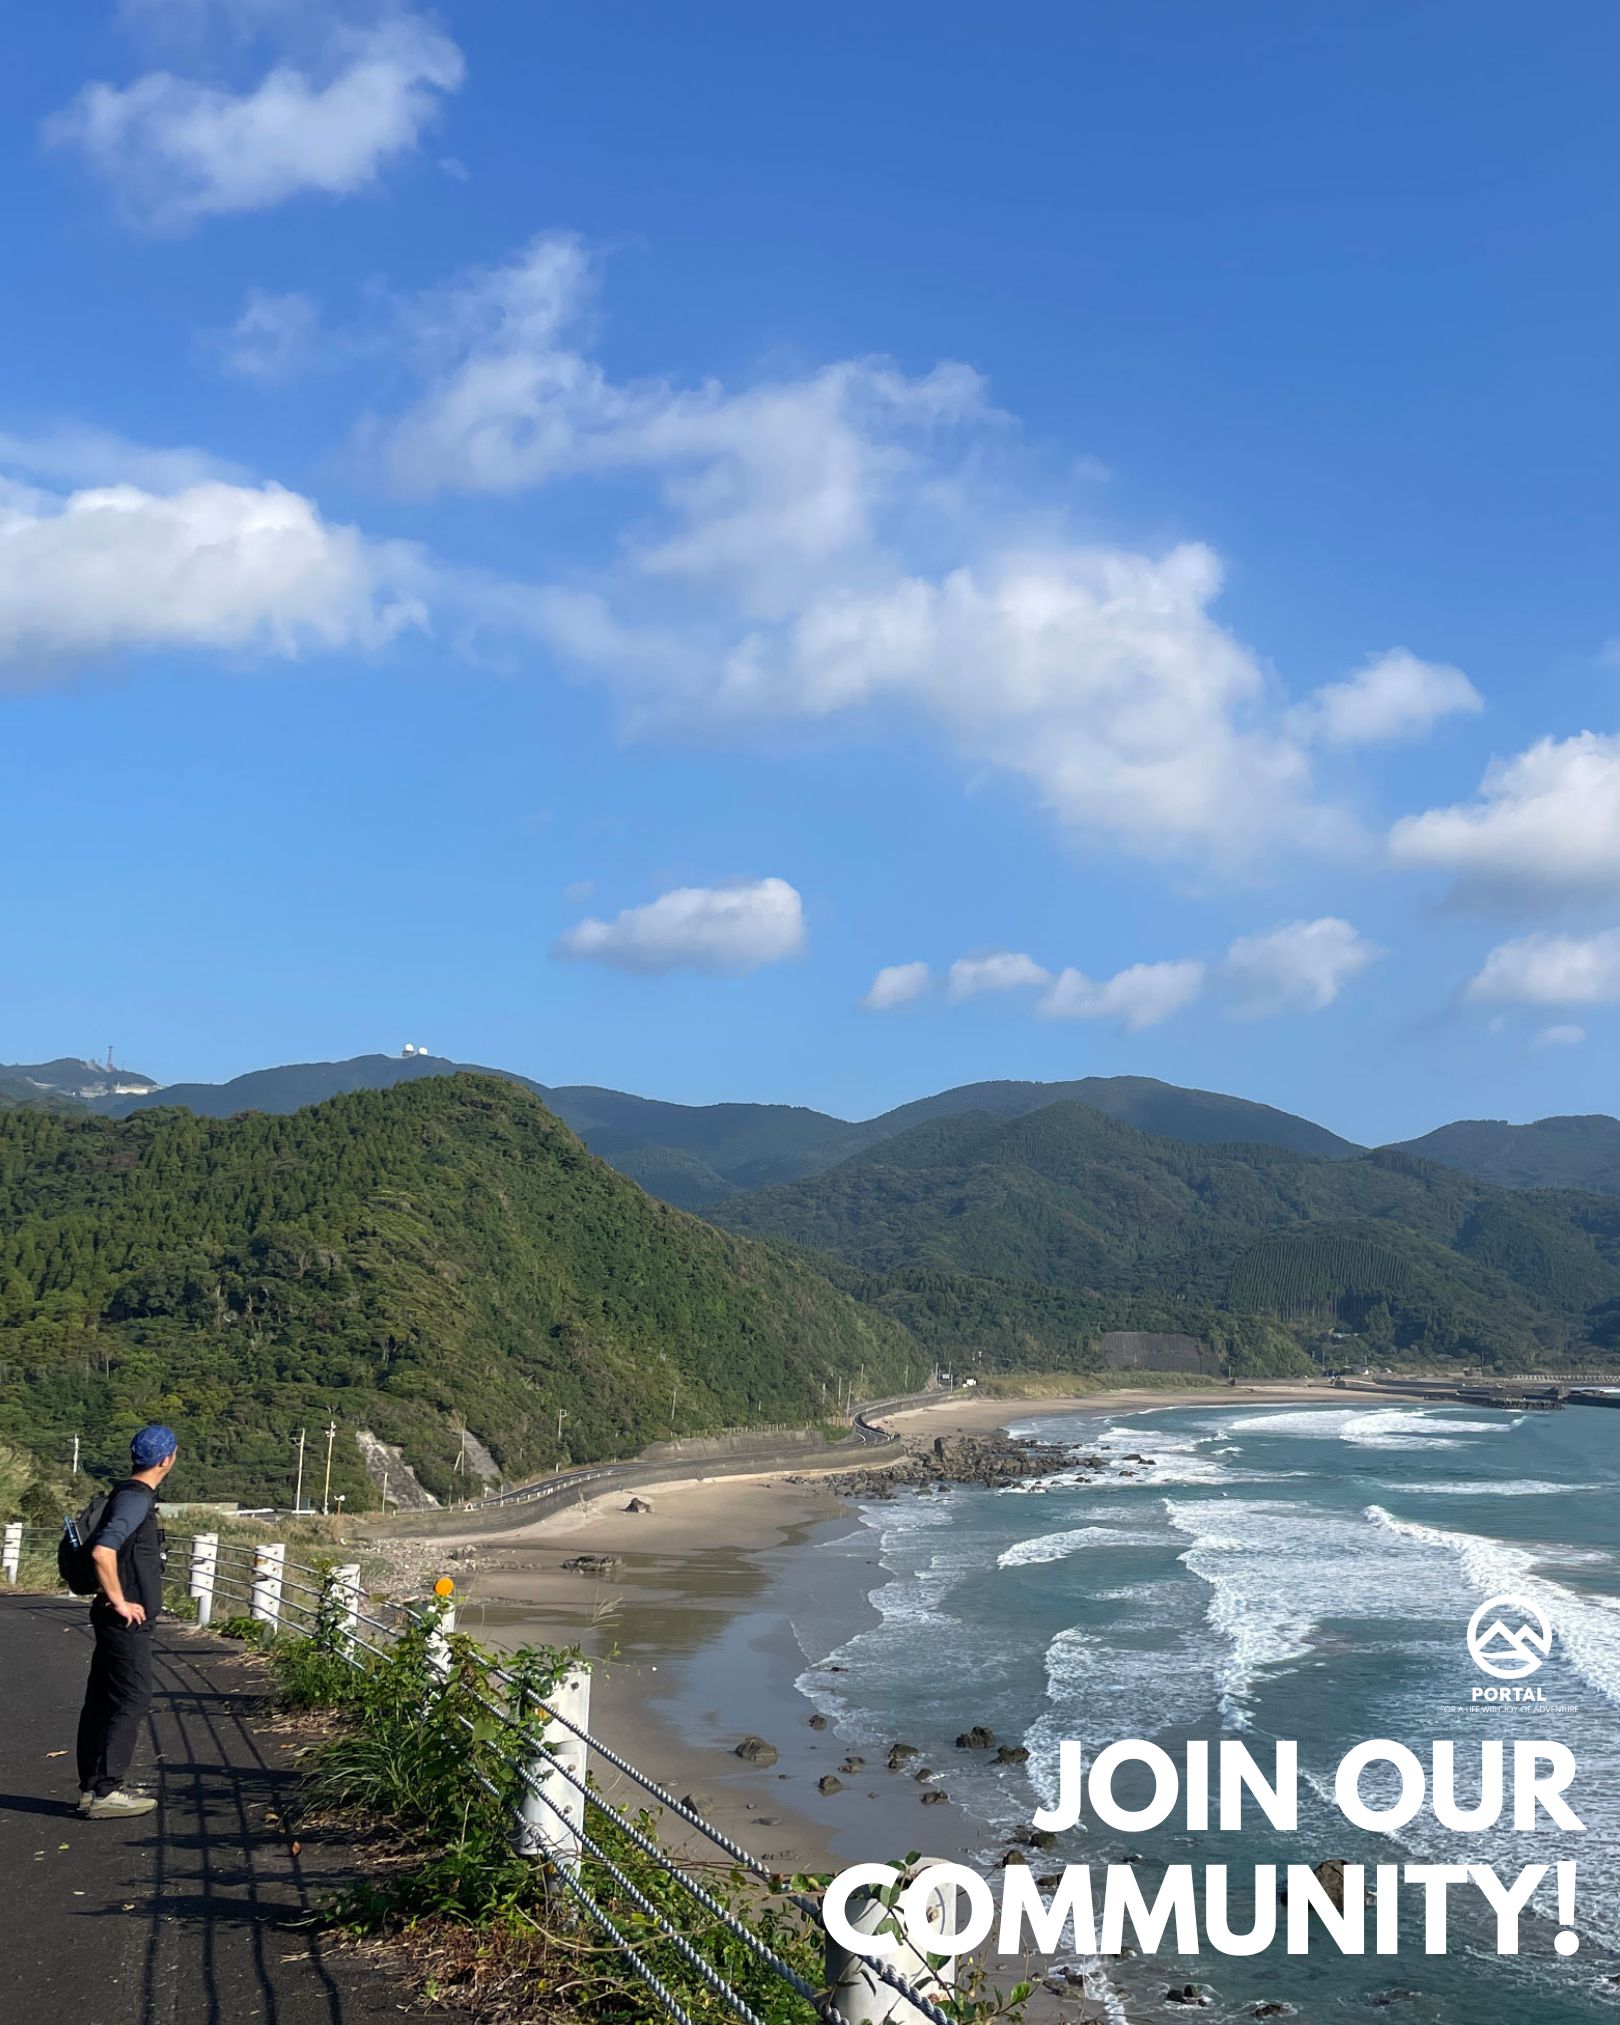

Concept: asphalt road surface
[[0, 1592, 444, 2025]]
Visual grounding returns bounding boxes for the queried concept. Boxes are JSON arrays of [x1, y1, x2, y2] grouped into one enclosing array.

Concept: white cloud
[[361, 234, 1410, 868], [737, 544, 1334, 865], [45, 13, 464, 229], [553, 878, 806, 976], [946, 951, 1050, 1001], [372, 234, 985, 615], [862, 961, 932, 1012], [1389, 731, 1620, 904], [1037, 958, 1206, 1031], [0, 473, 423, 672], [1533, 1023, 1586, 1050], [216, 289, 322, 383], [0, 425, 247, 492], [1303, 648, 1481, 747], [1465, 928, 1620, 1007], [1222, 916, 1382, 1015]]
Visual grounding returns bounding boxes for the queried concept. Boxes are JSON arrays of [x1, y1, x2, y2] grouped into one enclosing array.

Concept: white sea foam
[[1376, 1477, 1606, 1498], [1163, 1496, 1467, 1724], [1024, 1618, 1217, 1804], [1367, 1505, 1620, 1708], [996, 1524, 1163, 1568], [1229, 1405, 1516, 1451], [1084, 1419, 1246, 1486]]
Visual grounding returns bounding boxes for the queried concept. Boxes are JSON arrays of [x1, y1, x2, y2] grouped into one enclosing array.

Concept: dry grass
[[970, 1369, 1229, 1399]]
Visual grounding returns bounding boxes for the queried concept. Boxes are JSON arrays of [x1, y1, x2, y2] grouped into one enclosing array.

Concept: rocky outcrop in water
[[806, 1431, 1086, 1500]]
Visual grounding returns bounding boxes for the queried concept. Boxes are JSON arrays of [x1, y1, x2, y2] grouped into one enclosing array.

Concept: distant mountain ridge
[[712, 1099, 1620, 1368], [0, 1058, 160, 1108], [1388, 1115, 1620, 1197], [70, 1053, 1363, 1205], [10, 1047, 1620, 1200]]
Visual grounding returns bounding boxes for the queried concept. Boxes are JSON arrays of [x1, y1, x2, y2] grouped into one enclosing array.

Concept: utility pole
[[379, 1467, 389, 1510], [71, 1435, 80, 1476], [554, 1407, 567, 1473], [321, 1418, 337, 1515], [293, 1427, 307, 1513]]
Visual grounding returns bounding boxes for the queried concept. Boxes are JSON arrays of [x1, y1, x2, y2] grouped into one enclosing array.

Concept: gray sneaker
[[87, 1789, 158, 1819], [76, 1790, 92, 1814]]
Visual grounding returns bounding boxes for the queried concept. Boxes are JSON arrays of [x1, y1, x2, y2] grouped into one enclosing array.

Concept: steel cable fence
[[6, 1520, 968, 2025]]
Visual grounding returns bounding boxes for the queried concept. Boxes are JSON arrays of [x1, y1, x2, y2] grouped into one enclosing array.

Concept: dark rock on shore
[[818, 1775, 844, 1794], [1165, 1987, 1213, 2008], [807, 1714, 829, 1730], [888, 1743, 919, 1768], [801, 1431, 1081, 1502], [994, 1744, 1030, 1764], [561, 1552, 621, 1574], [921, 1790, 948, 1804], [735, 1735, 778, 1766], [956, 1725, 997, 1749]]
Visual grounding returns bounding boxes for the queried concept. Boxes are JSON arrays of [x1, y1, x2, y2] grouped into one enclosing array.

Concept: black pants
[[76, 1609, 154, 1797]]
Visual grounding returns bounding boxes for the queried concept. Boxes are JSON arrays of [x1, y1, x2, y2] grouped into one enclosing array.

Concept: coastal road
[[384, 1384, 954, 1538], [0, 1593, 446, 2025]]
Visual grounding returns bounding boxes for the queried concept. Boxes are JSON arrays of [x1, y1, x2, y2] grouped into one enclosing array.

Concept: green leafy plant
[[282, 1604, 1023, 2025]]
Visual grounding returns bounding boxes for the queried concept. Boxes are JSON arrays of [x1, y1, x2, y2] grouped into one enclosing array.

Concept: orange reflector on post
[[434, 1576, 455, 1598]]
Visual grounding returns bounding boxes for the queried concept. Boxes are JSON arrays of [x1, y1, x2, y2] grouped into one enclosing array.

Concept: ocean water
[[795, 1400, 1620, 2022]]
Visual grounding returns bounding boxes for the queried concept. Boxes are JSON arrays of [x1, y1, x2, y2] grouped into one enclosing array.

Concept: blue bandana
[[130, 1424, 178, 1468]]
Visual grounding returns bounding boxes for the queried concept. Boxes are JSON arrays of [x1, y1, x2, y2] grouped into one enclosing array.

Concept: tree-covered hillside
[[713, 1103, 1620, 1369], [1390, 1115, 1620, 1196], [92, 1055, 1362, 1208], [0, 1076, 922, 1506]]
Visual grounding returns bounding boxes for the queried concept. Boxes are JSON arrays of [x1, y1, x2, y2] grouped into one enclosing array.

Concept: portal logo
[[1467, 1594, 1553, 1683]]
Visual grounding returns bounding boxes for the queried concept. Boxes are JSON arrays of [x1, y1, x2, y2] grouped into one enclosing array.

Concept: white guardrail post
[[827, 1862, 960, 2025], [425, 1599, 455, 1684], [2, 1521, 21, 1584], [329, 1562, 361, 1654], [189, 1532, 218, 1626], [514, 1665, 591, 1876], [249, 1541, 285, 1630]]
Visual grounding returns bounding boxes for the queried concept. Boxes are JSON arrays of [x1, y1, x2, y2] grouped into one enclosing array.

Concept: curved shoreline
[[413, 1382, 1366, 1881]]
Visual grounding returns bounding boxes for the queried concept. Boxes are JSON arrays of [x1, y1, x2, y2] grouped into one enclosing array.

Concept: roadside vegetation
[[259, 1606, 1027, 2025]]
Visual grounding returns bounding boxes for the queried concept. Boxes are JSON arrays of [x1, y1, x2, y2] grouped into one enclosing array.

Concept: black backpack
[[58, 1484, 152, 1596]]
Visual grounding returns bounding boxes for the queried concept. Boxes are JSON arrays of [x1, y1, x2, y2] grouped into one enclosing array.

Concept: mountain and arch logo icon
[[1466, 1594, 1554, 1680]]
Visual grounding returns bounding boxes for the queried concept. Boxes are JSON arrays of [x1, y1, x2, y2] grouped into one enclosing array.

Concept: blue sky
[[4, 1, 1620, 1143]]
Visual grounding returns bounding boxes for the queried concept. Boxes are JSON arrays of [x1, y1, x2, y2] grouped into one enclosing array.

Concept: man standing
[[76, 1424, 178, 1819]]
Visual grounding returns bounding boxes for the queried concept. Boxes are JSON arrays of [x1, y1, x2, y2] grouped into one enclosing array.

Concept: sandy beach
[[397, 1380, 1353, 1879]]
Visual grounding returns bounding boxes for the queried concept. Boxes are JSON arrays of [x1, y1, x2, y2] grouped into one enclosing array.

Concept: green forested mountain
[[0, 1076, 921, 1507], [1389, 1115, 1620, 1196], [29, 1045, 1620, 1207], [859, 1076, 1360, 1161], [713, 1103, 1620, 1369], [95, 1051, 548, 1119], [90, 1053, 1359, 1207]]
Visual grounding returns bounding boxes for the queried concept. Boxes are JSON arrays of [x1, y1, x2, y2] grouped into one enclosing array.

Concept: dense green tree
[[0, 1078, 922, 1506], [714, 1103, 1620, 1371]]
